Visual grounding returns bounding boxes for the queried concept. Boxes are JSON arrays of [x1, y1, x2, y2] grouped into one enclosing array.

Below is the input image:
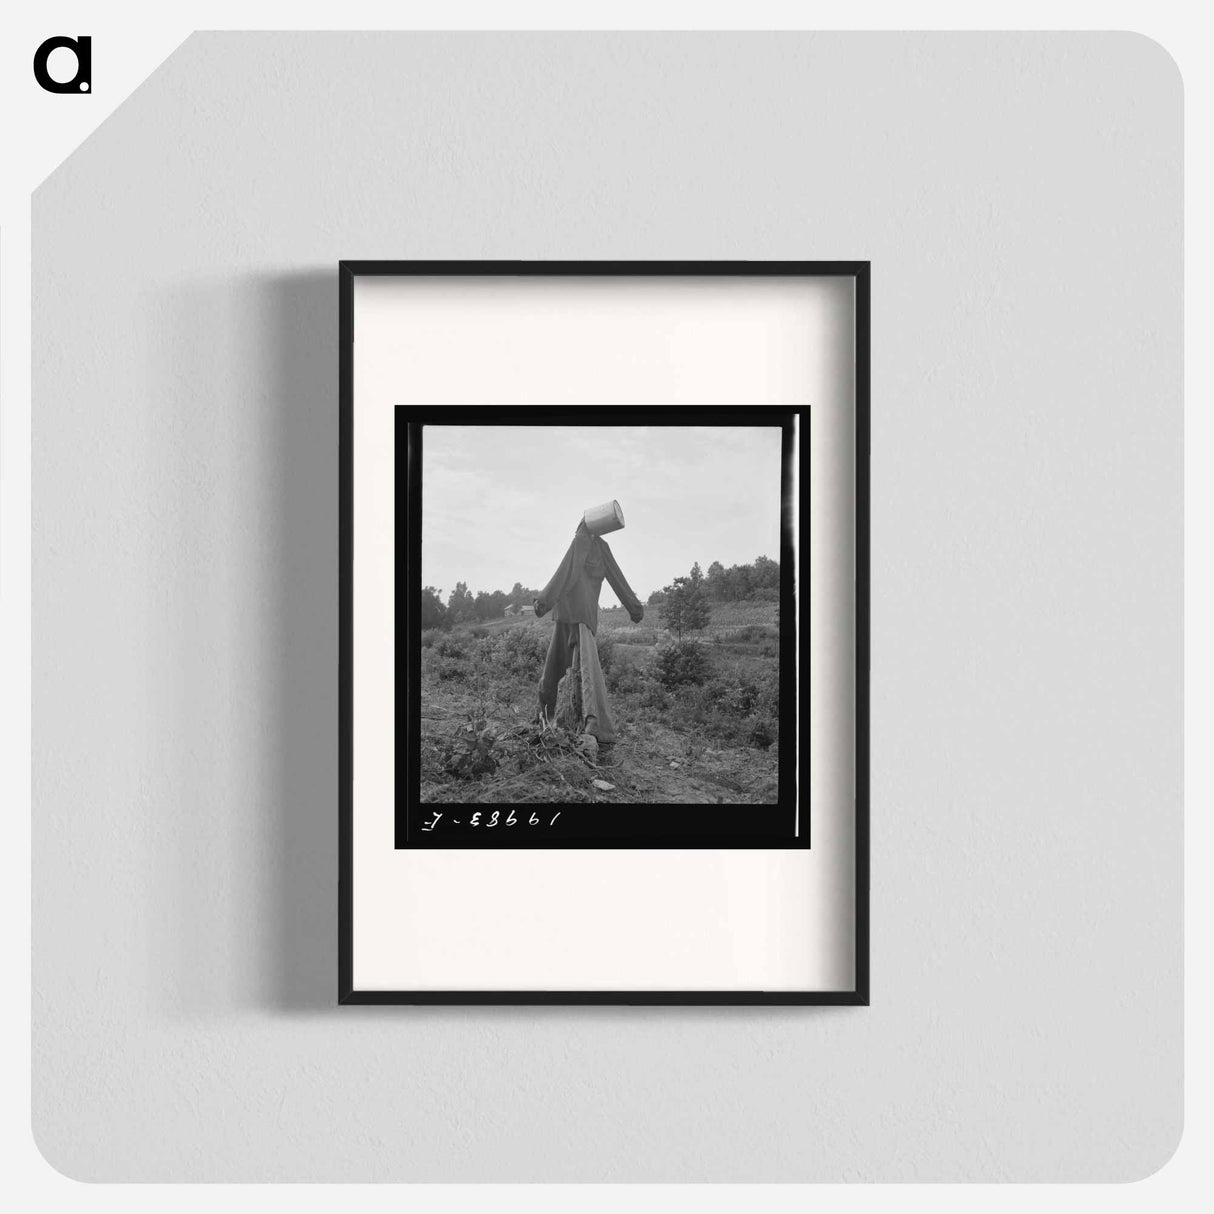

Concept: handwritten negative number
[[422, 810, 563, 832]]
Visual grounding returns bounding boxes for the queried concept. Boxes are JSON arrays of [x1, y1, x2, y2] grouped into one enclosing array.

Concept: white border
[[350, 274, 857, 992]]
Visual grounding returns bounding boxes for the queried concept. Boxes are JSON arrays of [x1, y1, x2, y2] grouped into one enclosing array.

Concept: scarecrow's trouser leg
[[577, 624, 617, 744], [537, 622, 578, 723]]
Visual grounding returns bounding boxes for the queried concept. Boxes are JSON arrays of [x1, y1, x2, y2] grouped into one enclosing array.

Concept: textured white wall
[[32, 32, 1182, 1181]]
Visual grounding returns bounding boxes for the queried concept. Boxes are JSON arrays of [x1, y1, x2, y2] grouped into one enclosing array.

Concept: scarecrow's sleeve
[[600, 541, 644, 624], [534, 535, 587, 618]]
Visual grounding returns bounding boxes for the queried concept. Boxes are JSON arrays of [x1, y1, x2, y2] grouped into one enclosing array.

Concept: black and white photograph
[[397, 408, 805, 847]]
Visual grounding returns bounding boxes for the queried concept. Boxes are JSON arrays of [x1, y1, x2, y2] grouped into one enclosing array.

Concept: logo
[[33, 35, 91, 94]]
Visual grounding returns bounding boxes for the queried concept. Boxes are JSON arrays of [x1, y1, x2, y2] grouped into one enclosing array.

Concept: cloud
[[422, 423, 782, 599]]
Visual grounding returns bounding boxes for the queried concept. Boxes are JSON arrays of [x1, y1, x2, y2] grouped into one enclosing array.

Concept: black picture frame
[[396, 404, 804, 849], [339, 260, 870, 1006]]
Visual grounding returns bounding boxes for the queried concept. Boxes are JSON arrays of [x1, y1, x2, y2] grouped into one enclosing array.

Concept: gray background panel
[[32, 32, 1182, 1181]]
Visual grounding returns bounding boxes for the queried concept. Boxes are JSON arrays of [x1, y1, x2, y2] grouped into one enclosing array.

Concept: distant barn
[[518, 604, 535, 615], [504, 604, 518, 616]]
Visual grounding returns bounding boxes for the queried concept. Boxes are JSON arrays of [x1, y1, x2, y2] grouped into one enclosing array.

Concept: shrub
[[435, 632, 474, 659], [748, 716, 777, 749], [710, 673, 763, 715], [432, 655, 471, 683], [595, 634, 614, 674], [669, 684, 711, 725], [486, 626, 549, 675], [607, 662, 644, 695], [421, 628, 441, 649], [654, 639, 710, 688], [440, 716, 498, 778]]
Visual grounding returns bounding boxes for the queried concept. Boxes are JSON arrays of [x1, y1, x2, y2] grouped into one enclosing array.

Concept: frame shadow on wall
[[270, 271, 341, 1011]]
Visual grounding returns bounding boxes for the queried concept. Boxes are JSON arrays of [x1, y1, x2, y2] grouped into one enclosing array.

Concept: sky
[[421, 424, 784, 603]]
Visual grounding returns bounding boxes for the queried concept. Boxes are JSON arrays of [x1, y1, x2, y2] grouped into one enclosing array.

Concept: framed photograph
[[340, 261, 869, 1004]]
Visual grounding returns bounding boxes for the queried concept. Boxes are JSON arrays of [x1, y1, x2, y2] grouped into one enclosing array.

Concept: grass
[[419, 601, 781, 805]]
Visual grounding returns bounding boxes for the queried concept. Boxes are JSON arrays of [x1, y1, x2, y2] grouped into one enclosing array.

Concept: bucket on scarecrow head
[[583, 500, 625, 536]]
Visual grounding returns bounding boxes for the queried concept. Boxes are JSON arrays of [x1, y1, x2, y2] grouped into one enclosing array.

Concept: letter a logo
[[34, 35, 92, 94]]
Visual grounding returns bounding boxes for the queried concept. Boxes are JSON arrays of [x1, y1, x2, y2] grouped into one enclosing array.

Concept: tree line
[[421, 581, 541, 629], [651, 558, 780, 639], [421, 554, 779, 630], [647, 555, 780, 606]]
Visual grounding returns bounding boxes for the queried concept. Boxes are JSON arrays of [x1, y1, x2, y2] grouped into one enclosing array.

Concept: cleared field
[[419, 601, 780, 805]]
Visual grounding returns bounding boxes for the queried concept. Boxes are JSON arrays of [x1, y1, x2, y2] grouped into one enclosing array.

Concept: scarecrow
[[534, 500, 643, 750]]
